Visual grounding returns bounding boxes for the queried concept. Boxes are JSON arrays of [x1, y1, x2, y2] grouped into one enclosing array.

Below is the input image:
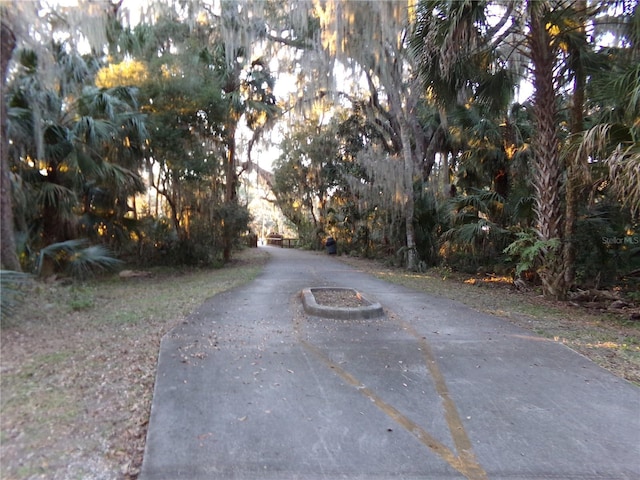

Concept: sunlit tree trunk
[[1, 15, 21, 271], [529, 1, 567, 299]]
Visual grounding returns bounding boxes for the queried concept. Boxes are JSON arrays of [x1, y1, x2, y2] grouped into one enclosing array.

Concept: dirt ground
[[312, 288, 370, 308], [1, 248, 638, 480]]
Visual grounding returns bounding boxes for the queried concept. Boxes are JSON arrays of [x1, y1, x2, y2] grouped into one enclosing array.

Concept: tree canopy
[[1, 0, 638, 299]]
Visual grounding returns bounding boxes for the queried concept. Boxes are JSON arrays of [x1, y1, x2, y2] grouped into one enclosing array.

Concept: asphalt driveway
[[140, 246, 639, 479]]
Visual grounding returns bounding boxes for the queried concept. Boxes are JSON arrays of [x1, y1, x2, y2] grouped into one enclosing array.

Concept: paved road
[[140, 246, 639, 479]]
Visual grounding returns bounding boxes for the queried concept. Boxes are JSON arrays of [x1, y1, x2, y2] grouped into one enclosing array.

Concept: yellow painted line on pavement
[[294, 313, 488, 480], [394, 314, 488, 480]]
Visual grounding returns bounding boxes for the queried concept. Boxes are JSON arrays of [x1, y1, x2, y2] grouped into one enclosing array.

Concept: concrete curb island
[[301, 287, 384, 320]]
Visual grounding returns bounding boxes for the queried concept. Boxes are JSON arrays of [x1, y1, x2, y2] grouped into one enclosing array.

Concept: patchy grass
[[0, 248, 269, 480]]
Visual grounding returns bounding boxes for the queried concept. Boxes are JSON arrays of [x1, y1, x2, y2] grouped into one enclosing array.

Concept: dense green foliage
[[2, 1, 264, 274], [1, 0, 638, 298], [269, 0, 639, 298]]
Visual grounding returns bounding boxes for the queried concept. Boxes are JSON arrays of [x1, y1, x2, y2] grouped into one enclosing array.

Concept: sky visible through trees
[[1, 0, 638, 300]]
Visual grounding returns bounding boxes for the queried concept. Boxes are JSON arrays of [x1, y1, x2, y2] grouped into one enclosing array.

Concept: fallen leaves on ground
[[0, 249, 268, 480]]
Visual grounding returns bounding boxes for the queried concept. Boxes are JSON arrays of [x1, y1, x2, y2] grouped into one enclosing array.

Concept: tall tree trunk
[[1, 16, 21, 271], [529, 2, 567, 299], [225, 122, 238, 205], [400, 116, 418, 271]]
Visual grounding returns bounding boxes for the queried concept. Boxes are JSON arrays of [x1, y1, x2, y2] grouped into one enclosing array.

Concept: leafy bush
[[413, 189, 442, 266], [570, 202, 639, 288], [439, 190, 513, 272], [124, 202, 251, 267], [503, 230, 561, 279]]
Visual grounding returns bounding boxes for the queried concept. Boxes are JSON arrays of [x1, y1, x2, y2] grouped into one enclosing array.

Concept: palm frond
[[580, 121, 640, 218], [43, 124, 73, 162], [56, 49, 92, 93], [460, 218, 509, 243], [607, 144, 640, 219], [119, 112, 149, 145], [69, 149, 103, 178], [6, 106, 34, 142], [456, 221, 490, 244], [79, 86, 131, 120], [98, 162, 146, 194], [36, 239, 122, 279], [613, 63, 640, 120], [37, 238, 86, 261], [74, 116, 118, 146], [477, 189, 506, 206], [17, 48, 39, 74], [451, 189, 505, 216], [510, 194, 535, 222], [35, 239, 82, 277], [107, 86, 140, 109], [35, 182, 77, 212], [451, 208, 480, 225], [67, 245, 123, 280], [452, 194, 486, 214]]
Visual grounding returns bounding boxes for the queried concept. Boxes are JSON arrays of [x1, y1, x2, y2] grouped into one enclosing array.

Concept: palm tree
[[411, 0, 633, 298], [74, 85, 148, 249], [7, 40, 147, 266], [528, 0, 638, 296], [2, 0, 121, 270], [560, 0, 589, 289], [579, 1, 639, 219], [410, 0, 520, 271], [527, 1, 567, 298]]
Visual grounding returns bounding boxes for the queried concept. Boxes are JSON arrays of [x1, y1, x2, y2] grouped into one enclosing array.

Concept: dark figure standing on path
[[325, 236, 336, 254]]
